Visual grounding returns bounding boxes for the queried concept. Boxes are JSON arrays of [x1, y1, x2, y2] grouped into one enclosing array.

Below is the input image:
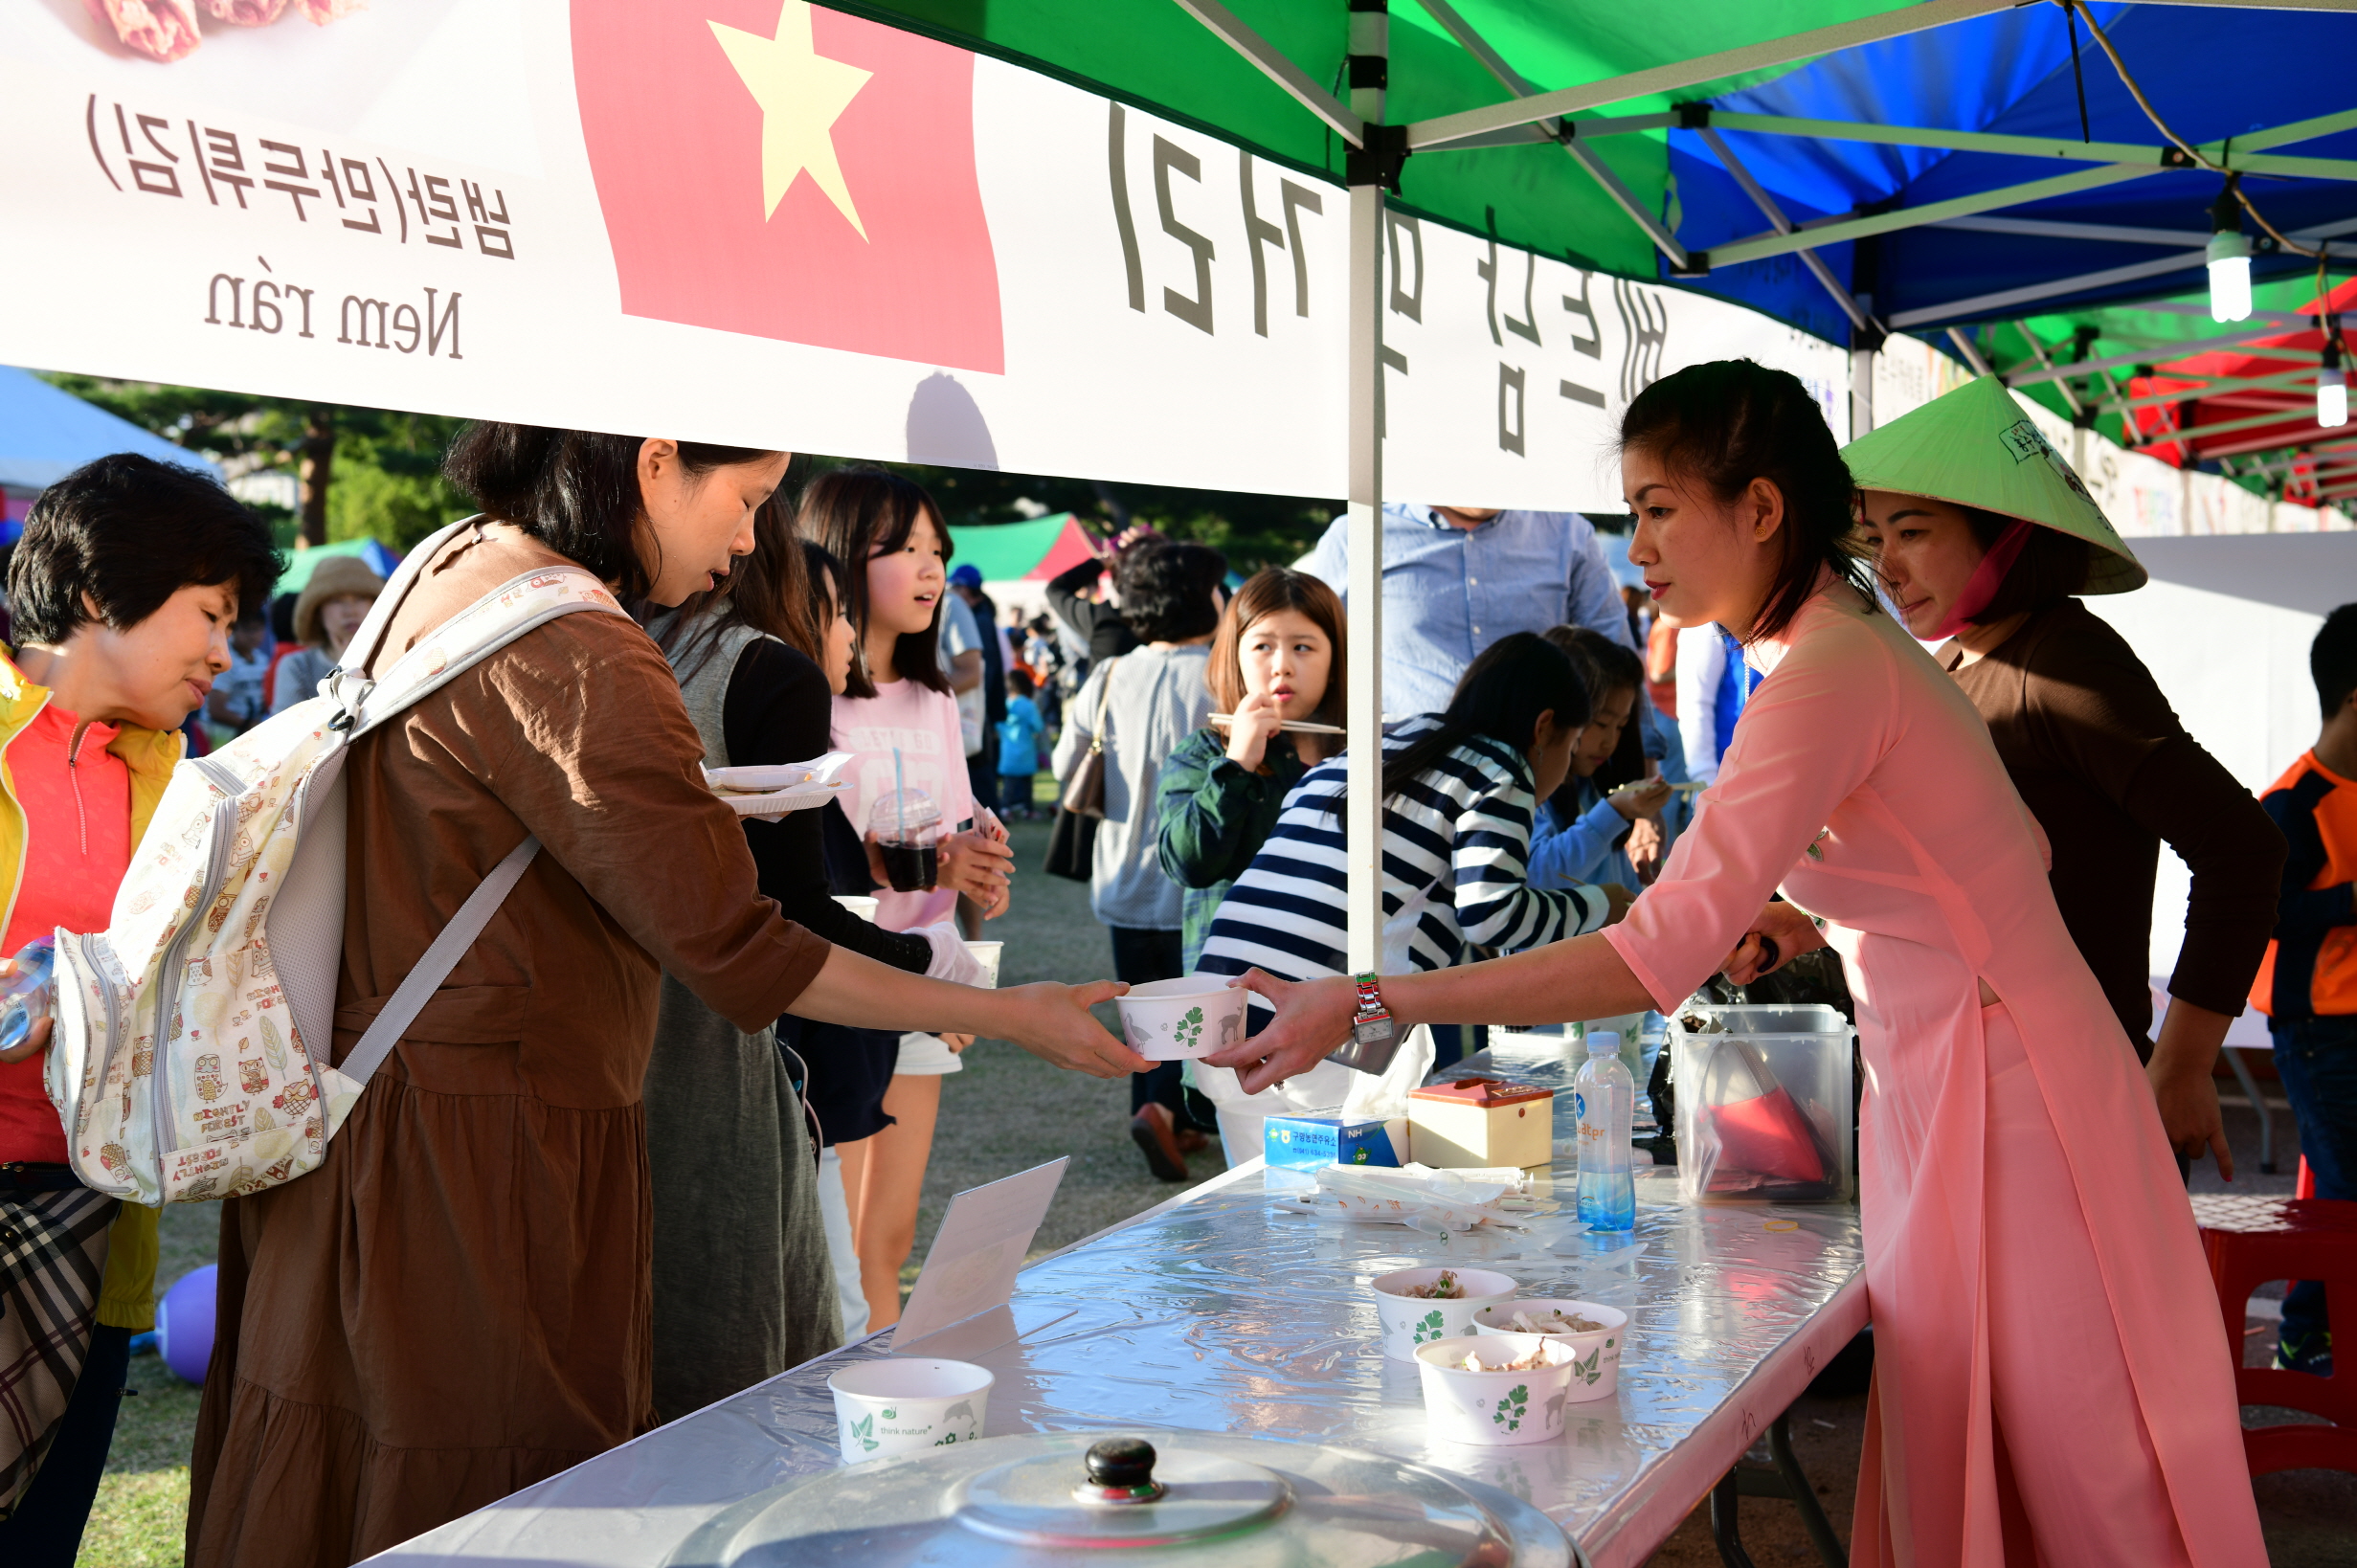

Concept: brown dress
[[186, 526, 833, 1567], [1942, 598, 2284, 1052]]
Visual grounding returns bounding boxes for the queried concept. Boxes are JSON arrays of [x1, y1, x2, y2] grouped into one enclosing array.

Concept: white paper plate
[[706, 753, 854, 818]]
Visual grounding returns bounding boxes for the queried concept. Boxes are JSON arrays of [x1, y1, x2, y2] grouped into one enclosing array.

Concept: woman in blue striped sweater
[[1192, 633, 1617, 1154]]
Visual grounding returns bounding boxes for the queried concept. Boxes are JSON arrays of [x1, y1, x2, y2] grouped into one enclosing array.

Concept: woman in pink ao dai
[[1215, 361, 2264, 1566]]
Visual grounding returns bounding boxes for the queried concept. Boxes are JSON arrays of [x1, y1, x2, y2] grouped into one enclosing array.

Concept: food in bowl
[[1400, 1269, 1465, 1300], [1505, 1307, 1606, 1334], [1458, 1343, 1551, 1373]]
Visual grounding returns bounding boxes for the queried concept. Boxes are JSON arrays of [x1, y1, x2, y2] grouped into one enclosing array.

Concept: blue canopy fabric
[[1670, 3, 2357, 343], [0, 365, 223, 492]]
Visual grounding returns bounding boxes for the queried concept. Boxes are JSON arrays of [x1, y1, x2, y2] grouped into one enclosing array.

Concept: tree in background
[[42, 379, 1341, 569], [39, 377, 473, 552]]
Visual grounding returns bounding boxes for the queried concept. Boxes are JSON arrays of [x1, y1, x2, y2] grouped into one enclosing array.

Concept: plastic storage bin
[[1667, 1002, 1853, 1204]]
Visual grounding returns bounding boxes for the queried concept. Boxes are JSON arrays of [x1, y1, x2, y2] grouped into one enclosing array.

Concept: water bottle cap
[[1586, 1031, 1620, 1053]]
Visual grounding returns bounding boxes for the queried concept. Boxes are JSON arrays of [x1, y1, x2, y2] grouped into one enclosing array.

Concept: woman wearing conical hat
[[1851, 376, 2285, 1184]]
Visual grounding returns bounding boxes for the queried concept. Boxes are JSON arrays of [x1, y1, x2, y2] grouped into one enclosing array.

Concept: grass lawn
[[75, 805, 1228, 1566]]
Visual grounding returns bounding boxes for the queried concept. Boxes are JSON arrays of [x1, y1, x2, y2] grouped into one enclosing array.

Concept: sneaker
[[1130, 1104, 1190, 1181], [2274, 1329, 2333, 1378]]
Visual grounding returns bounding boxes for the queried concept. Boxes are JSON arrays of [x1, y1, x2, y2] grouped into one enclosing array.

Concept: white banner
[[0, 0, 1846, 506]]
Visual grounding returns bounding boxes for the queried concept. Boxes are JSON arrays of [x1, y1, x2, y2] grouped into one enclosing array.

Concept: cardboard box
[[1408, 1077, 1554, 1169], [1263, 1110, 1408, 1171]]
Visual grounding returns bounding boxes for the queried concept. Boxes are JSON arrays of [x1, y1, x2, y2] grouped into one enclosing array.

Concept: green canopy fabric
[[837, 1, 1916, 285], [1845, 374, 2145, 594]]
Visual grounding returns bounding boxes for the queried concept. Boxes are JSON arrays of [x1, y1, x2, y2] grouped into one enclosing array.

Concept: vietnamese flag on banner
[[572, 0, 1002, 374]]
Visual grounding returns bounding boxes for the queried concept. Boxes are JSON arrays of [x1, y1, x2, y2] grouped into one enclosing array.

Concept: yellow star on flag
[[708, 0, 873, 238]]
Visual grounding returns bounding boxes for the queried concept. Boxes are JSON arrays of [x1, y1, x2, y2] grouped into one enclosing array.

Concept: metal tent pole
[[1344, 0, 1390, 974]]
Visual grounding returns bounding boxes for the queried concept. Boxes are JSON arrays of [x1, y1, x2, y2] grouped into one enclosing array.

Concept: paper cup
[[1471, 1299, 1627, 1402], [826, 1357, 993, 1463], [964, 941, 1002, 988], [1416, 1333, 1579, 1446], [1112, 975, 1248, 1061], [1369, 1266, 1517, 1361], [833, 895, 880, 923]]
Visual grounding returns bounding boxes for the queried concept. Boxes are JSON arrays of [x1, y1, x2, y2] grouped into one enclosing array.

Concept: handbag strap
[[337, 833, 541, 1084], [1088, 657, 1120, 753]]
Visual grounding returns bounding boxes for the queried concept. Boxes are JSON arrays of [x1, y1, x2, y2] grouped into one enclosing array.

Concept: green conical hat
[[1843, 374, 2146, 594]]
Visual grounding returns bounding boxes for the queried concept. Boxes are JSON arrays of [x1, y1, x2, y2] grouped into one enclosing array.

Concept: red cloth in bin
[[1707, 1086, 1826, 1184]]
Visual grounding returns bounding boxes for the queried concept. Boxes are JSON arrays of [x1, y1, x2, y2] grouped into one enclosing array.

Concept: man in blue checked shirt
[[1298, 504, 1636, 720]]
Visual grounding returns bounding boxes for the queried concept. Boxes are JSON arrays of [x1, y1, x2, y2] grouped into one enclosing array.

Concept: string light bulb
[[2208, 183, 2253, 324], [2321, 331, 2347, 429]]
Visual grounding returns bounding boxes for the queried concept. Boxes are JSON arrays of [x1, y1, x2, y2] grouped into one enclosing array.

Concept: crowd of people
[[0, 359, 2347, 1567]]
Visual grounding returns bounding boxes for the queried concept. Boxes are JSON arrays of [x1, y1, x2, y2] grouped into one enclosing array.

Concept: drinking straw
[[892, 747, 907, 840]]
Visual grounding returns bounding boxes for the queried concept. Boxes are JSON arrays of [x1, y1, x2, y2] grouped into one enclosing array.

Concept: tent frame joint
[[1346, 123, 1410, 192]]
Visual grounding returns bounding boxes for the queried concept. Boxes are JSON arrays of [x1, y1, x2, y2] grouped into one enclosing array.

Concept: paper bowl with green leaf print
[[1472, 1299, 1627, 1402], [1415, 1333, 1579, 1446], [826, 1358, 993, 1464], [1113, 975, 1248, 1061], [1369, 1266, 1517, 1361]]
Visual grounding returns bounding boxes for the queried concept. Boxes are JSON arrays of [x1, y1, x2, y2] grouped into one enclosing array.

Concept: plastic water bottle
[[1574, 1030, 1636, 1232], [0, 937, 56, 1055]]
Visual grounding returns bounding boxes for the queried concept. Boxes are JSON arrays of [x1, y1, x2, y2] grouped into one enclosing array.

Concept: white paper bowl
[[964, 941, 1002, 988], [1415, 1333, 1580, 1446], [833, 895, 880, 923], [826, 1357, 994, 1464], [1369, 1266, 1517, 1361], [1112, 975, 1248, 1061], [1471, 1299, 1627, 1402]]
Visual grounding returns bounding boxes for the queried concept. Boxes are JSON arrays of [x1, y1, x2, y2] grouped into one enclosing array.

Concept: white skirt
[[894, 1031, 966, 1076]]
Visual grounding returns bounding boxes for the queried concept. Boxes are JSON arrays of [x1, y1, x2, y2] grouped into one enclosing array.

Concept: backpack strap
[[321, 519, 627, 738], [336, 832, 542, 1085]]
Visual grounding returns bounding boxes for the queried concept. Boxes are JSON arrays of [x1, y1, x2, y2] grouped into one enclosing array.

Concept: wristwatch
[[1350, 973, 1396, 1050]]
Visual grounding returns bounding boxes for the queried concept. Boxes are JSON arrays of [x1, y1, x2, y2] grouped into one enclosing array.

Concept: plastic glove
[[917, 923, 989, 986]]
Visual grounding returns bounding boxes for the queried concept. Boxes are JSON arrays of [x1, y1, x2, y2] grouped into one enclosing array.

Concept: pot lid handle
[[1078, 1437, 1165, 1503]]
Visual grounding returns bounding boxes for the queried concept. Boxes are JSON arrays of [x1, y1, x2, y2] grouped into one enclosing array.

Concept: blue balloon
[[156, 1264, 217, 1386]]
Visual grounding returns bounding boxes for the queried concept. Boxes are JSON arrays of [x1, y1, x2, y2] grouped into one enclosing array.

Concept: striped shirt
[[1194, 718, 1610, 1015]]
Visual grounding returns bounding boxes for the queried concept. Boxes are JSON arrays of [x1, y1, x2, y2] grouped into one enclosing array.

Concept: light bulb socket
[[2209, 182, 2244, 236], [2208, 229, 2251, 266]]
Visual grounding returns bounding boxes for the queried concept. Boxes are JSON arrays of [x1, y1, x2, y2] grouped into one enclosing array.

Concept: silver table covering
[[375, 1159, 1864, 1568]]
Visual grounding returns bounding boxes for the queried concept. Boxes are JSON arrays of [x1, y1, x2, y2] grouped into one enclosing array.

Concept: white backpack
[[43, 518, 627, 1204]]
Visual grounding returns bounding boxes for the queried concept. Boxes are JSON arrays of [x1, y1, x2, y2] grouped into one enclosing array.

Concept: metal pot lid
[[662, 1429, 1572, 1567]]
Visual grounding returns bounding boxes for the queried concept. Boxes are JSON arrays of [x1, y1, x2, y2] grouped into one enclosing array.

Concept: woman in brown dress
[[185, 427, 1146, 1567], [1849, 378, 2284, 1178]]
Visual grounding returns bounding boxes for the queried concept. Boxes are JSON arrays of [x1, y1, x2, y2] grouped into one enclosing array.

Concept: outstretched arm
[[792, 944, 1149, 1079]]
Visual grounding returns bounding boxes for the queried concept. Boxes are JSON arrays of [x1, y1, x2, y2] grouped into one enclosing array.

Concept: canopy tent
[[8, 0, 2353, 968], [273, 536, 403, 598], [854, 2, 2357, 348], [841, 0, 2357, 964], [944, 512, 1099, 582], [1953, 269, 2357, 516], [0, 364, 223, 491]]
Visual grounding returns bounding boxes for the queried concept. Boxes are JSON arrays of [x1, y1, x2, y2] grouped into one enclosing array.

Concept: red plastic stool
[[2192, 1193, 2357, 1476]]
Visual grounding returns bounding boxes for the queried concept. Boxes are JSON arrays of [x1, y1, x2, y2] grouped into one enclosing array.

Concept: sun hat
[[949, 563, 983, 589], [1843, 374, 2146, 597], [292, 554, 387, 646]]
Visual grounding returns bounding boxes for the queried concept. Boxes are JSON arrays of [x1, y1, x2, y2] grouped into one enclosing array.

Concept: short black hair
[[2315, 603, 2357, 719], [1006, 667, 1035, 696], [1115, 540, 1225, 644], [442, 425, 778, 602], [9, 452, 282, 647]]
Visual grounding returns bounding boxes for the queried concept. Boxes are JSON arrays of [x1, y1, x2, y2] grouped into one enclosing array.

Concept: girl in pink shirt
[[799, 468, 1013, 1332]]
